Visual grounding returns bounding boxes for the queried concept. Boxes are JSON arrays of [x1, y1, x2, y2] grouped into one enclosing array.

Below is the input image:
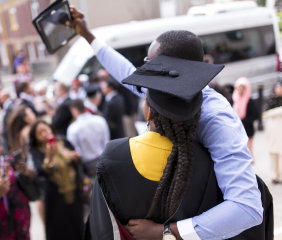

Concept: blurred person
[[67, 99, 110, 177], [84, 85, 103, 115], [224, 83, 235, 105], [8, 105, 37, 156], [264, 81, 282, 184], [1, 104, 39, 239], [17, 81, 38, 116], [69, 78, 86, 100], [97, 68, 109, 82], [209, 82, 230, 102], [33, 80, 49, 114], [14, 56, 32, 97], [71, 9, 263, 240], [52, 81, 73, 136], [100, 77, 125, 139], [232, 77, 259, 162], [0, 157, 34, 240], [118, 85, 139, 137], [29, 120, 83, 240], [0, 89, 15, 153], [13, 50, 25, 74]]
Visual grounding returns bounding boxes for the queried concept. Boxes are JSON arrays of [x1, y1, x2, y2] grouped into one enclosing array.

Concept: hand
[[0, 176, 10, 197], [14, 160, 35, 178], [68, 6, 95, 44], [125, 219, 163, 240], [62, 149, 80, 163], [70, 151, 80, 163], [15, 160, 27, 174]]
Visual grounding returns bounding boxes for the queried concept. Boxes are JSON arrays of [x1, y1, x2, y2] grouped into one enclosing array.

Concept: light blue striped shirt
[[92, 40, 263, 240]]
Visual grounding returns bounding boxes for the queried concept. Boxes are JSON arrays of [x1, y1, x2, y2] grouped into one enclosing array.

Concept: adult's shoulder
[[101, 137, 129, 157], [200, 87, 238, 124], [98, 137, 129, 167], [202, 87, 231, 113], [192, 141, 211, 164]]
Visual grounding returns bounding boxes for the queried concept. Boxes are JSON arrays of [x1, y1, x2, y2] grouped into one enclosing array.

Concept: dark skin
[[70, 7, 182, 240]]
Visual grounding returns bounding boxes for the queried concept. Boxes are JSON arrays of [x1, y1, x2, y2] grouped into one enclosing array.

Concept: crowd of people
[[0, 5, 281, 240], [0, 62, 141, 239]]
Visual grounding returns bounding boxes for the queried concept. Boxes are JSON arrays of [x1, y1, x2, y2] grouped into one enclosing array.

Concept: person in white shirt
[[67, 99, 110, 177]]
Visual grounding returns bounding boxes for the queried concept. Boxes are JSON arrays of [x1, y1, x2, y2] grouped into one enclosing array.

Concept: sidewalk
[[253, 130, 282, 240]]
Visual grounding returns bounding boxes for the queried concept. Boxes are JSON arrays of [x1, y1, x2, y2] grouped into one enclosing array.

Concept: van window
[[201, 25, 275, 64], [78, 44, 150, 76], [118, 44, 150, 67], [78, 25, 276, 77]]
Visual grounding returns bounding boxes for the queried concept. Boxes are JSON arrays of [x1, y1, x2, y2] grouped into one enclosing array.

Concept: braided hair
[[145, 103, 201, 222]]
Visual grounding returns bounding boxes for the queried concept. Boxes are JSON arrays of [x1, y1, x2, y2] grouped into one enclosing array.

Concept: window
[[78, 44, 149, 77], [0, 19, 2, 34], [30, 0, 40, 19], [37, 42, 46, 59], [200, 25, 275, 64], [28, 43, 36, 61], [0, 43, 9, 67], [118, 44, 150, 67], [9, 7, 19, 31]]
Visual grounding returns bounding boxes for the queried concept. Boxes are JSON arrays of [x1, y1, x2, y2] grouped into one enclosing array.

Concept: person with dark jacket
[[17, 81, 38, 116], [100, 77, 125, 139], [29, 120, 83, 240], [52, 82, 73, 136], [0, 89, 14, 153]]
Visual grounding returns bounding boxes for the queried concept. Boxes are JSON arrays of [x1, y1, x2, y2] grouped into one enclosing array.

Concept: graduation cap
[[122, 55, 224, 121], [32, 0, 76, 54]]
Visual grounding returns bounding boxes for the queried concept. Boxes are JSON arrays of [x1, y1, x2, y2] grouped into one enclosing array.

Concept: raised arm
[[70, 7, 145, 98]]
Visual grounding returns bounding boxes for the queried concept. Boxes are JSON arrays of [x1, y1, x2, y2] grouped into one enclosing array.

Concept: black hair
[[8, 105, 29, 152], [145, 101, 201, 222], [69, 99, 85, 113], [29, 120, 54, 149], [18, 81, 30, 95], [56, 82, 70, 93], [156, 30, 204, 62], [105, 77, 119, 90]]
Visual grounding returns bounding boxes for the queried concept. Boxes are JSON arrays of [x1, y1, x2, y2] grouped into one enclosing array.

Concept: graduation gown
[[85, 137, 273, 240]]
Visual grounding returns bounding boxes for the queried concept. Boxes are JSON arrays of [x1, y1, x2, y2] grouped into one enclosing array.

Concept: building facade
[[0, 0, 160, 72], [0, 0, 51, 71]]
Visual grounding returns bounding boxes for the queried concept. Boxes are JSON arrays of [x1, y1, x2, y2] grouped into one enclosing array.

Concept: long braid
[[146, 108, 201, 222]]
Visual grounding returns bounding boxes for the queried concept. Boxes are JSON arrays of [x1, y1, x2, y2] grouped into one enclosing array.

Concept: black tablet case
[[32, 0, 76, 54]]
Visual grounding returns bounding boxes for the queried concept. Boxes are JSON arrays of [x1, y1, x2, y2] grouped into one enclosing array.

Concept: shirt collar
[[19, 92, 33, 102], [3, 98, 13, 110], [84, 99, 98, 113], [57, 95, 68, 105], [105, 91, 117, 102]]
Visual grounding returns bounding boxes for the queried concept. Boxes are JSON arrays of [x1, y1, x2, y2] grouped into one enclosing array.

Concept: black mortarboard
[[122, 55, 224, 121]]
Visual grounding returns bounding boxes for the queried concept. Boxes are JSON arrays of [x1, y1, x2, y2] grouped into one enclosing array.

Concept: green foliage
[[278, 11, 282, 32]]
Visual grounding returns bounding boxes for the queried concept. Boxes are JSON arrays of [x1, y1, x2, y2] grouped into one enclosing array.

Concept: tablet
[[33, 0, 76, 54]]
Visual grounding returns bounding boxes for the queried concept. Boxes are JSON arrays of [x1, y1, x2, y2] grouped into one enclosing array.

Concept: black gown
[[31, 145, 84, 240], [86, 138, 273, 240]]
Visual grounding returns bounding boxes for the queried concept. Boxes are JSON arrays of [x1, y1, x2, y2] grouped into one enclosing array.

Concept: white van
[[53, 2, 280, 96]]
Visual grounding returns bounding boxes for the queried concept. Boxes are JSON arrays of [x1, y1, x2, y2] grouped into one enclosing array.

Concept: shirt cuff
[[177, 218, 201, 240], [90, 38, 107, 55]]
